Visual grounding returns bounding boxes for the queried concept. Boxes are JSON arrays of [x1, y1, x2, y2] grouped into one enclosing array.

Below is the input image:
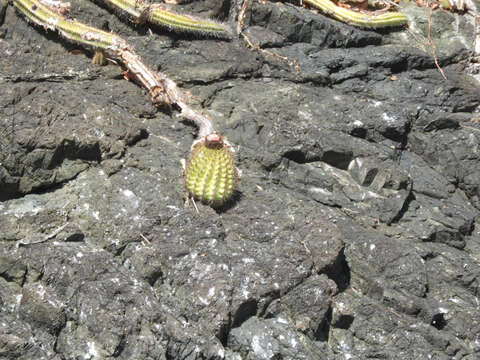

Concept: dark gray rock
[[265, 274, 337, 340], [229, 316, 333, 360], [329, 290, 472, 359], [1, 0, 480, 359]]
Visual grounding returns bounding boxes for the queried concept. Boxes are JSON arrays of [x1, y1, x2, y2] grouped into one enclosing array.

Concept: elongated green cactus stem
[[149, 4, 229, 36], [95, 0, 230, 37], [13, 0, 116, 48], [304, 0, 408, 28]]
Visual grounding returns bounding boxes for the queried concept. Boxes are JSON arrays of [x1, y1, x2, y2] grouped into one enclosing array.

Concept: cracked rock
[[1, 0, 480, 358]]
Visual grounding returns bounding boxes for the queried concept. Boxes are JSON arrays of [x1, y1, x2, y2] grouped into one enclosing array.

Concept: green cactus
[[185, 134, 237, 208]]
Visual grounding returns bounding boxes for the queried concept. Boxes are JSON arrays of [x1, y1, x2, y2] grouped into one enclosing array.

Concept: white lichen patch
[[251, 335, 275, 359], [2, 196, 44, 216], [308, 186, 333, 195], [382, 112, 396, 123], [84, 341, 99, 360], [122, 189, 134, 198]]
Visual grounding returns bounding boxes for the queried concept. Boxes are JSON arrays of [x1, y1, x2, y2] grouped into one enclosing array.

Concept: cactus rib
[[304, 0, 408, 28]]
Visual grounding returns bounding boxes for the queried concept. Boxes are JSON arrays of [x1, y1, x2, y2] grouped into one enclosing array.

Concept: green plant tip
[[185, 133, 237, 208]]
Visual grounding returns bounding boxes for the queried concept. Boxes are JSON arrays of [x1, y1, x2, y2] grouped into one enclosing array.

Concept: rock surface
[[1, 0, 480, 359]]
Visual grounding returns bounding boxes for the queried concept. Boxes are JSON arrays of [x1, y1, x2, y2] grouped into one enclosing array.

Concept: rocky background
[[1, 0, 480, 358]]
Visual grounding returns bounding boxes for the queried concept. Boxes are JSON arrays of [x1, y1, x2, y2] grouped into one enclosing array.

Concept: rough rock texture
[[1, 0, 480, 359]]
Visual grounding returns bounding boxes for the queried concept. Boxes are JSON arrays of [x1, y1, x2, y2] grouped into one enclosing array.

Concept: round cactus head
[[185, 133, 237, 208], [204, 133, 224, 148]]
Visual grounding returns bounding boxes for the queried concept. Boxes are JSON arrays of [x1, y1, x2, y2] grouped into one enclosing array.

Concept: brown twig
[[238, 0, 301, 72], [427, 5, 447, 80]]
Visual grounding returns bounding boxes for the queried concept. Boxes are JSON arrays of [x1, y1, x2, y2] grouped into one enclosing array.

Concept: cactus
[[303, 0, 408, 29], [185, 134, 237, 208], [92, 0, 230, 37]]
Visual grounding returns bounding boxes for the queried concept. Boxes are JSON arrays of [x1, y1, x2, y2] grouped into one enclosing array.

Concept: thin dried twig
[[238, 0, 301, 72], [407, 1, 448, 80], [427, 5, 447, 80]]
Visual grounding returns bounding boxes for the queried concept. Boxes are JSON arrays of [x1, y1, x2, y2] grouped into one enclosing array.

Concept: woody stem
[[12, 0, 215, 136]]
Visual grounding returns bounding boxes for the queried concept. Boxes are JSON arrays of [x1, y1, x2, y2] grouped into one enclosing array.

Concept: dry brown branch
[[427, 5, 447, 80]]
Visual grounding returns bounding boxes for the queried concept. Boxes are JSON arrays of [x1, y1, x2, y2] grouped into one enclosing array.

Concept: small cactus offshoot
[[185, 133, 237, 208]]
